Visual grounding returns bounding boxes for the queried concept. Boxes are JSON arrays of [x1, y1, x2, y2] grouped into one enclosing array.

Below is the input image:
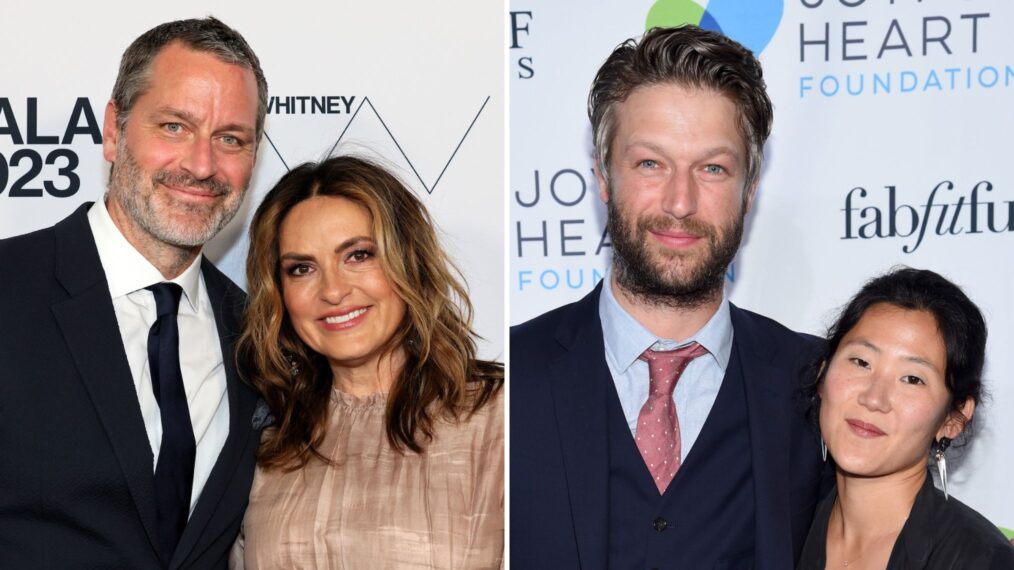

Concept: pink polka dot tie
[[636, 342, 708, 494]]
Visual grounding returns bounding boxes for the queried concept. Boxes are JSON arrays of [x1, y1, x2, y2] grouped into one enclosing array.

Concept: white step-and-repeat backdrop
[[0, 0, 503, 360], [510, 0, 1013, 534]]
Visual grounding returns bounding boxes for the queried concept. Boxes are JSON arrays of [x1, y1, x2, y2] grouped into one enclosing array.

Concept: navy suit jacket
[[0, 204, 261, 569], [510, 283, 831, 569]]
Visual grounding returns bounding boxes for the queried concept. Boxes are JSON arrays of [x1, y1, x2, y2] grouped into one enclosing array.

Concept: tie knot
[[146, 282, 183, 318], [639, 342, 708, 393]]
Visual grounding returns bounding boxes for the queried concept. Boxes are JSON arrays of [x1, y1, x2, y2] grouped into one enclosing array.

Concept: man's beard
[[108, 139, 245, 248], [607, 198, 744, 310]]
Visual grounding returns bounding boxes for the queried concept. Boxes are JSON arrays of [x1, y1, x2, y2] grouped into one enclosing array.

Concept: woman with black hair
[[799, 267, 1013, 569]]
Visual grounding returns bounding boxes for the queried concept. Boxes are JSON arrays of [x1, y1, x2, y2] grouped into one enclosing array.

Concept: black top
[[799, 471, 1014, 569]]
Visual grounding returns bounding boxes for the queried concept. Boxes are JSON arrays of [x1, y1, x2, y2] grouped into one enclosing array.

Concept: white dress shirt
[[87, 201, 230, 516], [599, 269, 734, 463]]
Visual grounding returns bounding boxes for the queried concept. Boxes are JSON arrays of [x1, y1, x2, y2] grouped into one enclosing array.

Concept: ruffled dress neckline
[[330, 387, 387, 410]]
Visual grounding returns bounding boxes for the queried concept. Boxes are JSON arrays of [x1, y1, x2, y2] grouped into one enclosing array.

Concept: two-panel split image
[[1, 1, 1012, 568]]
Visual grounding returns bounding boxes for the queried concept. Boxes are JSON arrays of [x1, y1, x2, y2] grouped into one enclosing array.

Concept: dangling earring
[[935, 437, 952, 500], [821, 438, 827, 462]]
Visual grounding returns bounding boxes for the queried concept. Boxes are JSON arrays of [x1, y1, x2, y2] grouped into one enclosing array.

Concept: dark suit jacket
[[0, 203, 261, 569], [510, 283, 832, 569]]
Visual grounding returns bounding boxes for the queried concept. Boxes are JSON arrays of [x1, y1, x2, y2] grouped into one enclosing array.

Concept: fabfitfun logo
[[841, 180, 1012, 253], [645, 0, 783, 54]]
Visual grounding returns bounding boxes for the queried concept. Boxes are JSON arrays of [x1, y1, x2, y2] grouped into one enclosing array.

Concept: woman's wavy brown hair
[[237, 155, 503, 470]]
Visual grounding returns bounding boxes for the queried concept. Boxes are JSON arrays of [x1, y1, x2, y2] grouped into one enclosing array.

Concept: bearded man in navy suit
[[0, 18, 267, 569], [511, 25, 831, 570]]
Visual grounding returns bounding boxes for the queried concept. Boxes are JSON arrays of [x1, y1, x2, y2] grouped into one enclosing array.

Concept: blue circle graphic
[[705, 0, 783, 55]]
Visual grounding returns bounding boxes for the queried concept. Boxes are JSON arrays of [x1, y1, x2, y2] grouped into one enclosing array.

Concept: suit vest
[[607, 349, 756, 569]]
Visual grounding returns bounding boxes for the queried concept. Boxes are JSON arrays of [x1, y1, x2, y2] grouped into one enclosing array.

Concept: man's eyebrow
[[623, 140, 667, 155], [623, 141, 742, 162], [152, 106, 200, 125], [697, 146, 741, 162], [152, 106, 255, 134]]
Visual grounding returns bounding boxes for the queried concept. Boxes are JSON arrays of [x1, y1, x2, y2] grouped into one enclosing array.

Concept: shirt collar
[[87, 200, 202, 311], [598, 267, 734, 373]]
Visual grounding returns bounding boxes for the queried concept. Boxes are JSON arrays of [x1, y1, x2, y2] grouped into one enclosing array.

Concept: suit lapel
[[548, 285, 611, 570], [731, 305, 793, 570], [49, 204, 163, 560], [171, 259, 254, 568]]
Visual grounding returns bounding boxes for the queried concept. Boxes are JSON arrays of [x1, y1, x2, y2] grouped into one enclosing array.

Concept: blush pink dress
[[230, 388, 503, 569]]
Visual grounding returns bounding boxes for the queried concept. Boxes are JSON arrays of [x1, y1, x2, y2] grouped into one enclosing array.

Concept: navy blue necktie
[[146, 282, 196, 558]]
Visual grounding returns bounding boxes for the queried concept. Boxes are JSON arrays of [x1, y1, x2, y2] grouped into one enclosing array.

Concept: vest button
[[653, 517, 668, 532]]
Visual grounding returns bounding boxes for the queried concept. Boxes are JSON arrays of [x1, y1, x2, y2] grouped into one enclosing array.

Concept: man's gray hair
[[111, 16, 268, 143]]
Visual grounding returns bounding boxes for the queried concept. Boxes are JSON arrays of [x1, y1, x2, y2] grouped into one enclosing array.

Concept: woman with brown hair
[[230, 156, 503, 569]]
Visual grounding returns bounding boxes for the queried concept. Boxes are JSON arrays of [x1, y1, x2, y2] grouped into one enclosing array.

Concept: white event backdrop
[[0, 0, 504, 361], [510, 0, 1013, 533]]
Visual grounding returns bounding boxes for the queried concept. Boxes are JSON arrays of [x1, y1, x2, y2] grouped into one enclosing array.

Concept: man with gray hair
[[511, 25, 830, 569], [0, 17, 267, 568]]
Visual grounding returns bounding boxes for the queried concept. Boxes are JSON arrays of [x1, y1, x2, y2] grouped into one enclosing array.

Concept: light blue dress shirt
[[598, 271, 734, 463]]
